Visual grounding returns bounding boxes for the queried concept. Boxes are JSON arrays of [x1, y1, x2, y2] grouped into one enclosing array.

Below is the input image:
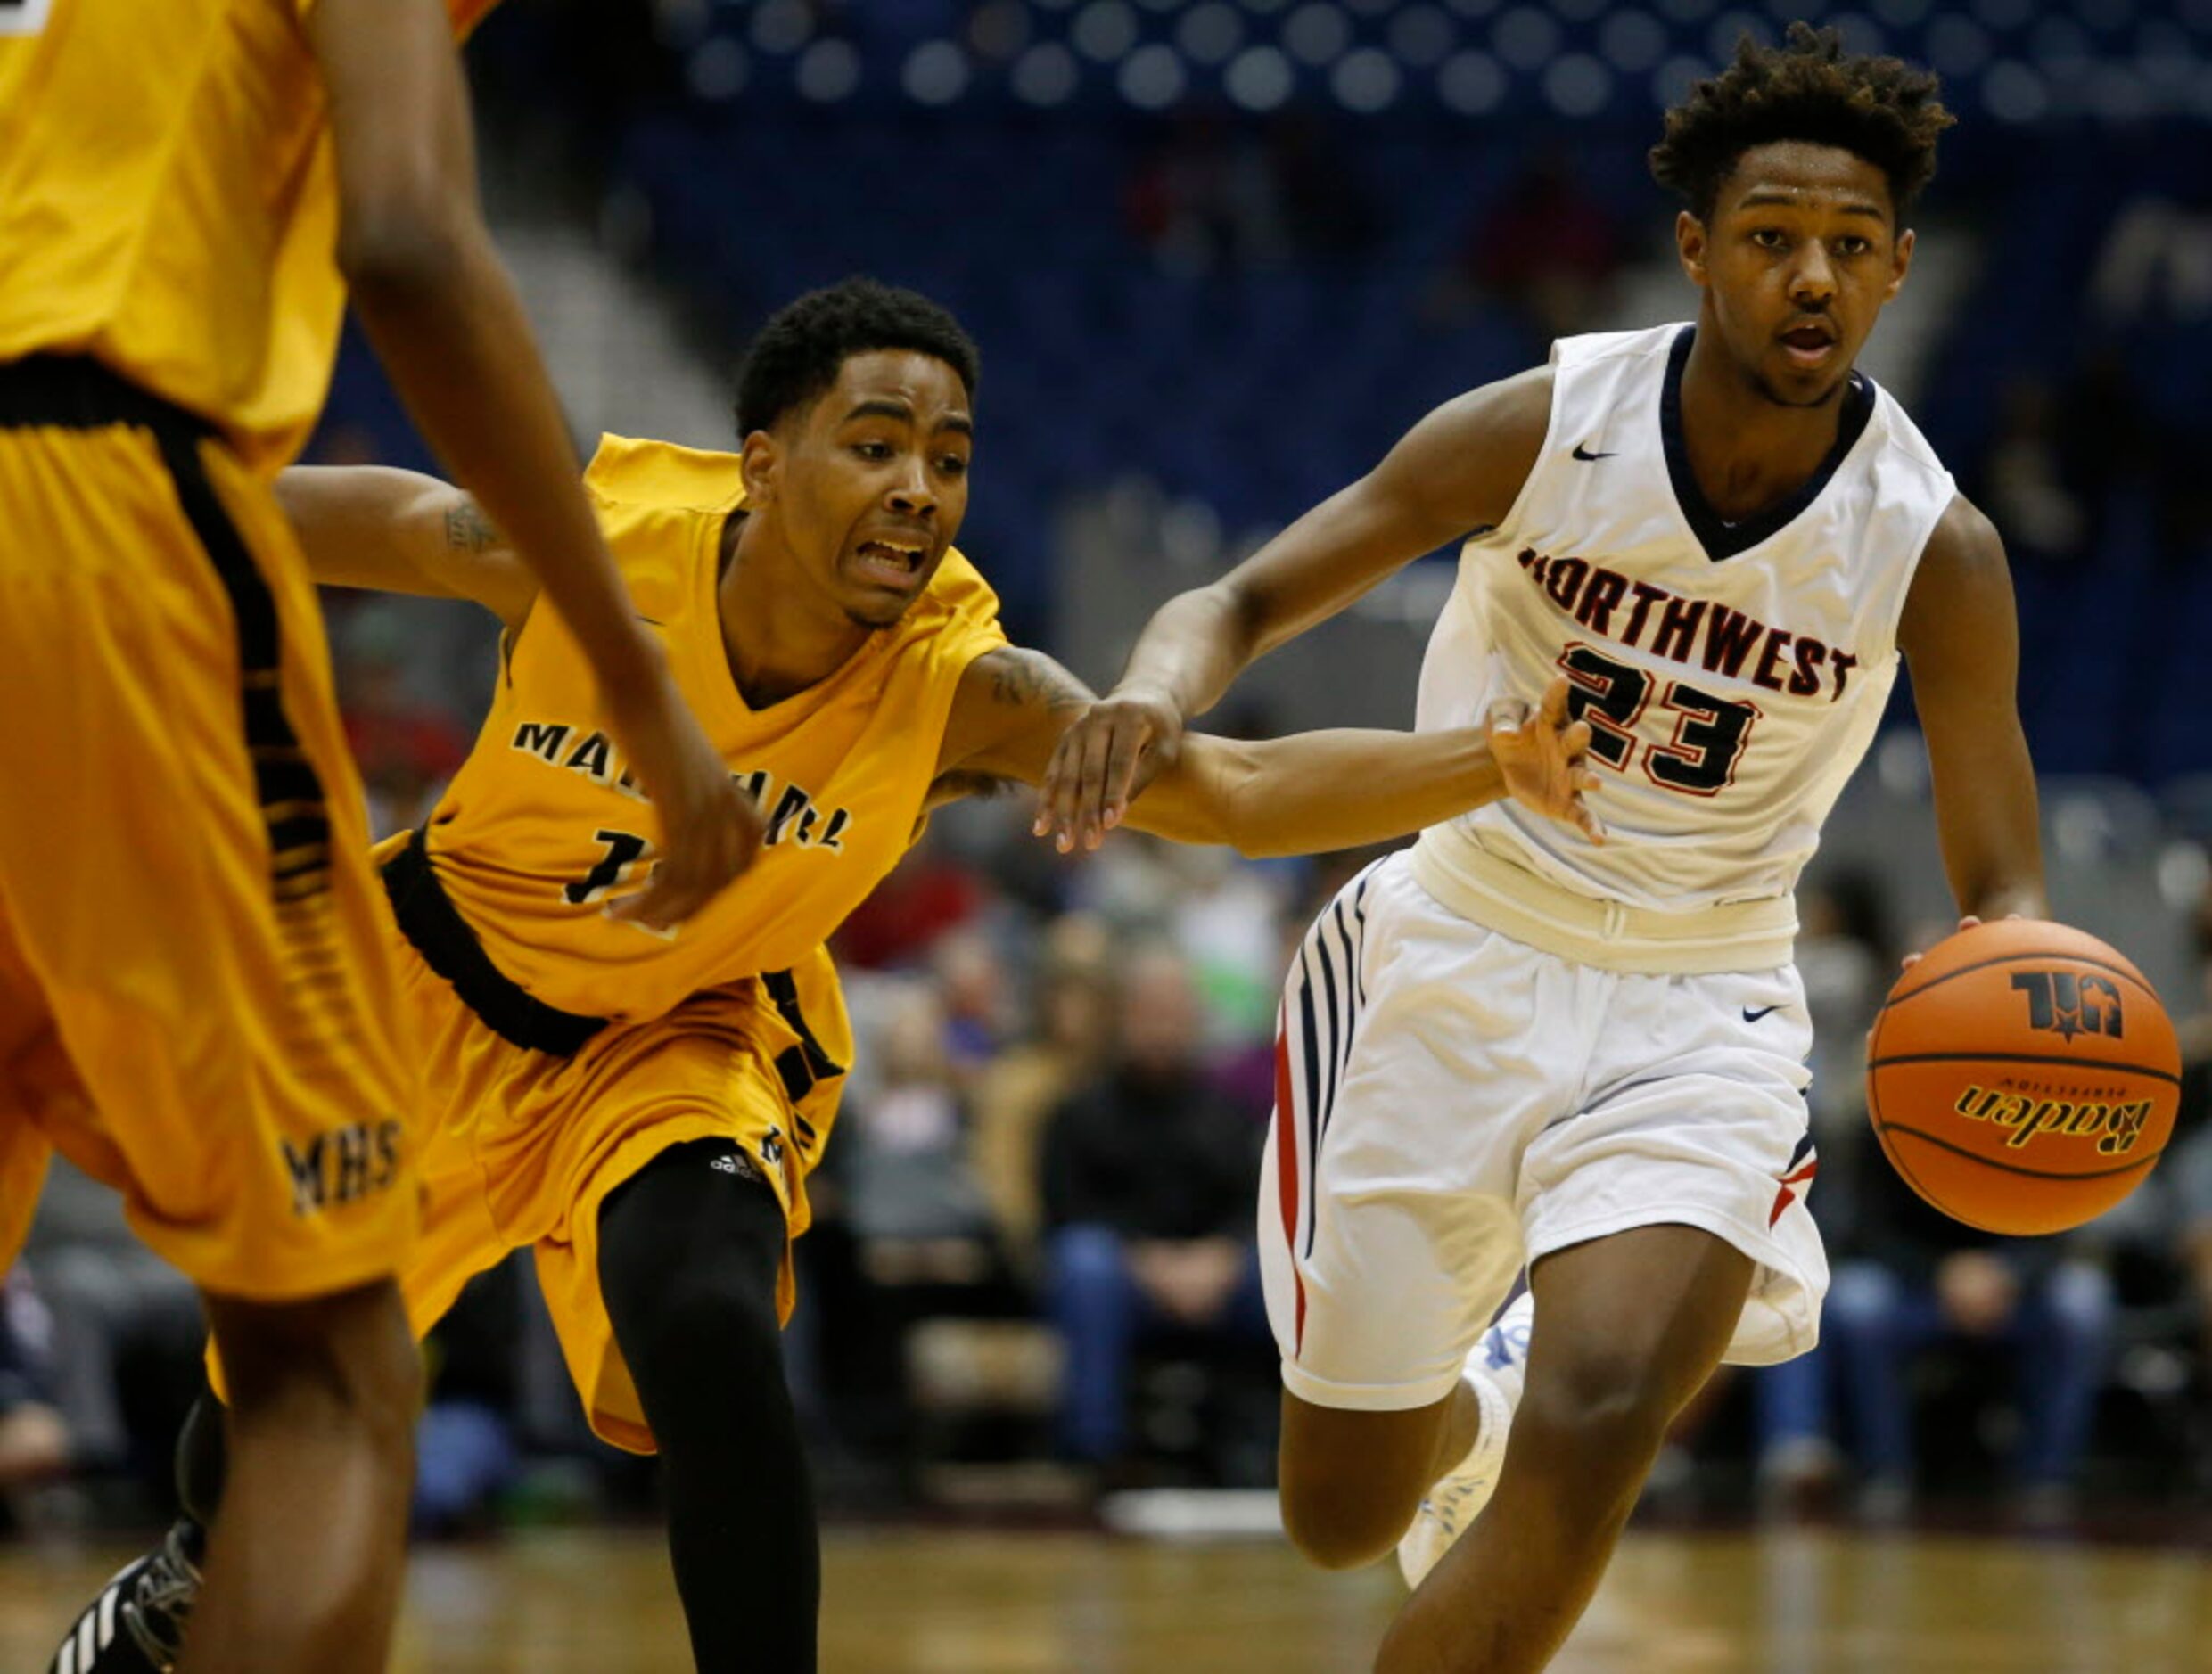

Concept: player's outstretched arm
[[308, 0, 757, 927], [1039, 368, 1554, 852], [1897, 493, 2049, 923], [276, 467, 537, 628], [942, 648, 1599, 858]]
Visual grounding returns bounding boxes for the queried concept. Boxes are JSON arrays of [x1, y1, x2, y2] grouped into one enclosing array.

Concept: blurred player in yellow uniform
[[1, 4, 758, 1671], [53, 279, 1604, 1673]]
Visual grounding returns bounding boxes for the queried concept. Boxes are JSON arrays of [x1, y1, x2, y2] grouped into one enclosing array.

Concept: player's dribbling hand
[[1035, 685, 1185, 855], [1488, 675, 1605, 844], [1898, 914, 2029, 971], [1899, 917, 1980, 972], [600, 654, 764, 928]]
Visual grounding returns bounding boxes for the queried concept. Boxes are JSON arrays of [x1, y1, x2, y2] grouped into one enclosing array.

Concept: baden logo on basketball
[[1950, 1085, 2155, 1155], [2009, 971, 2123, 1041]]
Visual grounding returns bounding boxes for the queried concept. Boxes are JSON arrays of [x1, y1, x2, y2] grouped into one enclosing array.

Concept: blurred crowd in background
[[9, 0, 2212, 1547], [11, 796, 2212, 1542]]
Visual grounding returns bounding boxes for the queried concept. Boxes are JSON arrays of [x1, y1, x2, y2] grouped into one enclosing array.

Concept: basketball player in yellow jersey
[[2, 3, 759, 1670], [51, 279, 1601, 1674]]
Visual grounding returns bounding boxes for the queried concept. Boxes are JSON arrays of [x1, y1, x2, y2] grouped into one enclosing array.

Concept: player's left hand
[[1035, 685, 1185, 854], [1488, 675, 1604, 844]]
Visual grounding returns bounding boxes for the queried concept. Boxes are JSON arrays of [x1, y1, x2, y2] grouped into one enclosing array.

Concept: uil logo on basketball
[[2009, 971, 2123, 1042]]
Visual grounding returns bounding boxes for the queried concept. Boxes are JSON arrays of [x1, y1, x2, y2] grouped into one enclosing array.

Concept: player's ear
[[1676, 209, 1709, 286], [1887, 226, 1915, 301], [739, 430, 780, 505]]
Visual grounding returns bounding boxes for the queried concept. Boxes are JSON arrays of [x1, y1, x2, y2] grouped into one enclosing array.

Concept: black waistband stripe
[[0, 354, 216, 441], [0, 357, 341, 905], [382, 827, 608, 1057]]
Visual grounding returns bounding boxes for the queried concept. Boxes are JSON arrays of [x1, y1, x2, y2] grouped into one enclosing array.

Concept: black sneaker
[[49, 1522, 201, 1674]]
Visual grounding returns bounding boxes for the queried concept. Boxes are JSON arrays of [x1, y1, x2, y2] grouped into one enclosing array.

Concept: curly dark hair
[[1649, 22, 1955, 223], [734, 277, 980, 438]]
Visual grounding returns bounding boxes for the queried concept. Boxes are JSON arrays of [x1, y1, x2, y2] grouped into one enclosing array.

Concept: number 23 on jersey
[[1557, 643, 1761, 799]]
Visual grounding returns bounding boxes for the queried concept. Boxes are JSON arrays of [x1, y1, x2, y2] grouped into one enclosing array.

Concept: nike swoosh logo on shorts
[[1742, 1005, 1783, 1022], [1571, 442, 1616, 461]]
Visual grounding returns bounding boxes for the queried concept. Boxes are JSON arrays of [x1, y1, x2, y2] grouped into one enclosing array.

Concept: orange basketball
[[1865, 920, 2178, 1236]]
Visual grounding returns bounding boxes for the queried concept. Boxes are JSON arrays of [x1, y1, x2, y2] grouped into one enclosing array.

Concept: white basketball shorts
[[1260, 851, 1829, 1413]]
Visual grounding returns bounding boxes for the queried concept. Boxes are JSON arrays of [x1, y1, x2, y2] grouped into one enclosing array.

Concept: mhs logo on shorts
[[2010, 971, 2124, 1042], [282, 1120, 404, 1217]]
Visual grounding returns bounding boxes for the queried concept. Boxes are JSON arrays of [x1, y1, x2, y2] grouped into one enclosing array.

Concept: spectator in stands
[[972, 918, 1119, 1268], [1040, 944, 1268, 1473], [1123, 112, 1287, 277], [823, 980, 1016, 1473], [835, 825, 991, 971], [933, 924, 1016, 1086], [413, 1260, 526, 1537], [1821, 1135, 2115, 1527], [0, 1274, 68, 1507], [1429, 147, 1624, 345], [1167, 843, 1293, 1053], [24, 1161, 202, 1498], [845, 981, 1001, 1285]]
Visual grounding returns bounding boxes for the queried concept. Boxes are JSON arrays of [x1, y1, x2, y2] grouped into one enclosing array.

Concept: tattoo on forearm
[[445, 498, 502, 553], [985, 650, 1092, 714]]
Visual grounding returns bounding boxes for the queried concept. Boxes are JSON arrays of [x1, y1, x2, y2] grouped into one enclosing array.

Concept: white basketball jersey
[[1416, 323, 1955, 913]]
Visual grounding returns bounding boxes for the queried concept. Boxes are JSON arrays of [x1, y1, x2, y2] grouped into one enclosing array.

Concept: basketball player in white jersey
[[1042, 26, 2050, 1671]]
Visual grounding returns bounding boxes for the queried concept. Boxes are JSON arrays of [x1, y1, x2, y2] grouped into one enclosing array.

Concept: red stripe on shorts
[[1273, 1023, 1307, 1355], [1768, 1160, 1819, 1228]]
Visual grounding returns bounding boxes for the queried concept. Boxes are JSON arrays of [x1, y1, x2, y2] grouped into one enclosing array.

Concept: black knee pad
[[599, 1138, 790, 1391]]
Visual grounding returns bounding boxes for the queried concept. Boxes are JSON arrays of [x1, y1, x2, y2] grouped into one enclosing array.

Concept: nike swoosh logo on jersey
[[1742, 1005, 1783, 1022], [1571, 442, 1616, 461]]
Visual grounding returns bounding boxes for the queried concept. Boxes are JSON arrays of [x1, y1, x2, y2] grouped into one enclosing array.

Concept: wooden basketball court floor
[[4, 1523, 2207, 1672]]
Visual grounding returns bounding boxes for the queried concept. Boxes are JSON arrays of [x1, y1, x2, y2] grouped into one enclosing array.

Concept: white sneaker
[[1396, 1291, 1533, 1589]]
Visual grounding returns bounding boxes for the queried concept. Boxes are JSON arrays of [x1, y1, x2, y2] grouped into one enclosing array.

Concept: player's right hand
[[1899, 914, 2034, 971], [598, 651, 762, 928], [1035, 685, 1186, 854], [1487, 675, 1605, 844], [1900, 916, 1981, 972]]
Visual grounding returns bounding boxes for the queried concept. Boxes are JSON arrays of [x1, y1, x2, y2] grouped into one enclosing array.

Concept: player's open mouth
[[853, 538, 927, 587], [1780, 324, 1837, 367]]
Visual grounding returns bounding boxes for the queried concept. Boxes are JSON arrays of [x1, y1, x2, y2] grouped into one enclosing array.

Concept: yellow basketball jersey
[[415, 435, 1008, 1022], [0, 0, 492, 472]]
